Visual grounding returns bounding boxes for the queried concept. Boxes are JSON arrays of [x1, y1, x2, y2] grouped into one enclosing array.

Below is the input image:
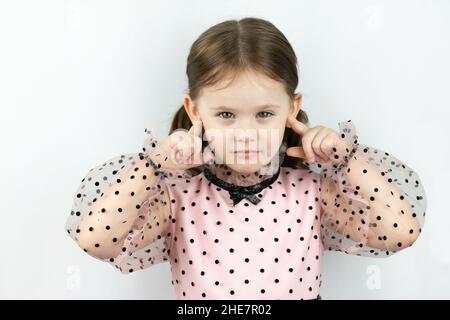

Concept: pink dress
[[65, 120, 427, 300]]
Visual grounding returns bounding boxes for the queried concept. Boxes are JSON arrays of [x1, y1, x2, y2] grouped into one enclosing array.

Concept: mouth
[[234, 150, 259, 159], [234, 150, 260, 154]]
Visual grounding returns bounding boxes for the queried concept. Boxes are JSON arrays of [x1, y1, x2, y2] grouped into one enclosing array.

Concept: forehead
[[196, 69, 290, 110]]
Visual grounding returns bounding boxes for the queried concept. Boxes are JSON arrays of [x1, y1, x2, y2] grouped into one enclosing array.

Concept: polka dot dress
[[65, 120, 427, 299], [163, 165, 324, 300]]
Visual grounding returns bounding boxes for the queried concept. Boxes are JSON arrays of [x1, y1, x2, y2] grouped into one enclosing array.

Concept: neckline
[[202, 165, 282, 195]]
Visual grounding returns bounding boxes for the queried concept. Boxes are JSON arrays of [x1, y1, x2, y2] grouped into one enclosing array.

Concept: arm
[[76, 157, 171, 260], [320, 148, 421, 252], [65, 128, 192, 273], [304, 120, 427, 257]]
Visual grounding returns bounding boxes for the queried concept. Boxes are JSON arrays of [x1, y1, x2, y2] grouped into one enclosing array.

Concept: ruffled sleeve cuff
[[65, 127, 194, 273], [301, 120, 427, 257]]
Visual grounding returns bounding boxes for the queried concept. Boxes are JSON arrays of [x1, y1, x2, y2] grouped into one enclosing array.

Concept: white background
[[0, 0, 448, 299]]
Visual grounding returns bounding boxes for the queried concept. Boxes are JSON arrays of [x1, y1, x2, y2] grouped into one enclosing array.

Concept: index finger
[[189, 117, 203, 140], [287, 114, 309, 136]]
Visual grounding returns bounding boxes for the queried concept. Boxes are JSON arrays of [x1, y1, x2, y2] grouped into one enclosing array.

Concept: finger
[[202, 143, 216, 165], [190, 117, 203, 140], [301, 126, 320, 163], [174, 134, 194, 164], [176, 145, 189, 164], [189, 118, 204, 161], [171, 148, 183, 165], [318, 133, 335, 161], [287, 146, 328, 163], [286, 114, 309, 137], [166, 133, 182, 164], [311, 129, 331, 162], [286, 146, 306, 158], [168, 130, 184, 149]]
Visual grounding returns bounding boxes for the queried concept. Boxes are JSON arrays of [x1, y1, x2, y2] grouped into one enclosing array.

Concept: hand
[[149, 118, 215, 171], [285, 114, 352, 165]]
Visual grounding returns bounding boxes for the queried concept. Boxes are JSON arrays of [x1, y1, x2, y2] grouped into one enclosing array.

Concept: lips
[[234, 150, 259, 154]]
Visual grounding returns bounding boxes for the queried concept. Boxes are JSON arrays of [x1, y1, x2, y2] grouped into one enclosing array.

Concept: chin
[[224, 162, 267, 174]]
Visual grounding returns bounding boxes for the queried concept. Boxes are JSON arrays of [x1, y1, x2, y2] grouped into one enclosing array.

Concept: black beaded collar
[[202, 165, 282, 206]]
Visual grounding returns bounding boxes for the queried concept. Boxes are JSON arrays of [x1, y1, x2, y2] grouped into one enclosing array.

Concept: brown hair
[[169, 17, 309, 175]]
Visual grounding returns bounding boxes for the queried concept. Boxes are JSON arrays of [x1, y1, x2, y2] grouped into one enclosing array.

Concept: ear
[[289, 92, 302, 118], [183, 94, 200, 122]]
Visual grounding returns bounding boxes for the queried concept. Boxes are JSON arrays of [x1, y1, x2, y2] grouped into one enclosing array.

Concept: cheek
[[262, 126, 284, 155]]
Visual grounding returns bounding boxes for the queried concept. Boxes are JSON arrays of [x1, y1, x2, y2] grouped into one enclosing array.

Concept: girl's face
[[185, 69, 302, 174]]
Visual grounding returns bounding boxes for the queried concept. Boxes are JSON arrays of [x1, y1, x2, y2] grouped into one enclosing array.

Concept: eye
[[257, 111, 274, 119], [217, 111, 235, 119]]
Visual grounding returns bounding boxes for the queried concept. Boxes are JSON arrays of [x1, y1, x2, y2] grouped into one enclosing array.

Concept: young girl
[[65, 17, 427, 300]]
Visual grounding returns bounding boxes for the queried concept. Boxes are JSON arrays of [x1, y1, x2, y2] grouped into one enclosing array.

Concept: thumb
[[286, 146, 306, 159], [202, 144, 216, 165]]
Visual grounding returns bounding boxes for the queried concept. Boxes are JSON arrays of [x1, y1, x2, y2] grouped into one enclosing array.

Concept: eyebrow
[[211, 104, 281, 111]]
